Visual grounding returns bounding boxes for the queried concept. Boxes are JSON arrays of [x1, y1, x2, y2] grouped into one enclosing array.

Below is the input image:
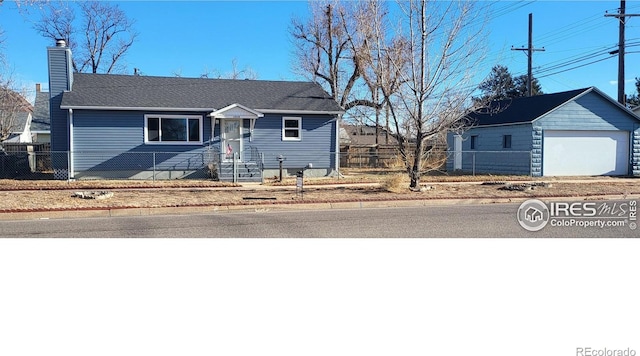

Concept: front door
[[222, 119, 242, 162]]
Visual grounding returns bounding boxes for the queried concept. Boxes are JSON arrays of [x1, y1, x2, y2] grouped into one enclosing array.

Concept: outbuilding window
[[145, 115, 202, 144], [470, 135, 478, 150], [282, 117, 302, 141], [503, 134, 512, 149]]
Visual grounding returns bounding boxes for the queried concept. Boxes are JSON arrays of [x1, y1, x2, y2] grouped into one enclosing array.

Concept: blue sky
[[1, 0, 639, 104]]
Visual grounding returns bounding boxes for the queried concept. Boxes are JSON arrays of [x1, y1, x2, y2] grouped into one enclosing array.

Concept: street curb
[[2, 194, 638, 221]]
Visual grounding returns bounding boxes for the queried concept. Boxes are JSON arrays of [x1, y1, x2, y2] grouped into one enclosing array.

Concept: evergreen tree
[[477, 65, 515, 101], [513, 74, 543, 97], [626, 77, 640, 107], [476, 65, 543, 102]]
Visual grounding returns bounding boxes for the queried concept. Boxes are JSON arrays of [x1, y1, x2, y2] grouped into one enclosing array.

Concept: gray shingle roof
[[31, 90, 50, 132], [468, 87, 591, 126], [61, 73, 344, 113], [0, 111, 30, 133]]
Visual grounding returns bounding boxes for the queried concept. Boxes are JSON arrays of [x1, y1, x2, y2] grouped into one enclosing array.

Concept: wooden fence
[[340, 143, 447, 169]]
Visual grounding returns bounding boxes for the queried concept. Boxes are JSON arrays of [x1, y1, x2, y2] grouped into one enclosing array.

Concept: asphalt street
[[1, 203, 637, 237]]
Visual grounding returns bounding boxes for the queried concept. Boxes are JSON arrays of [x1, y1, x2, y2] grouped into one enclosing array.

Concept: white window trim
[[282, 116, 302, 141], [144, 114, 203, 145]]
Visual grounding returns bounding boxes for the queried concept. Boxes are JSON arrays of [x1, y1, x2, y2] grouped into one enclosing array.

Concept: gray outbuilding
[[447, 87, 640, 176]]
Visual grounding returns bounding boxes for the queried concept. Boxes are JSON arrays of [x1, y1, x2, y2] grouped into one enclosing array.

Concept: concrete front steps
[[218, 161, 262, 182]]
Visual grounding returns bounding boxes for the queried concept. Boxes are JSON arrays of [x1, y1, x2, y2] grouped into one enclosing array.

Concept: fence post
[[260, 152, 264, 184], [233, 151, 238, 183], [472, 151, 476, 176], [152, 152, 156, 182], [67, 150, 71, 182]]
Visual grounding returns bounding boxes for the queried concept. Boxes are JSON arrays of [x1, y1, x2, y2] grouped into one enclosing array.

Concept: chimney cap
[[55, 39, 67, 47], [36, 83, 41, 92]]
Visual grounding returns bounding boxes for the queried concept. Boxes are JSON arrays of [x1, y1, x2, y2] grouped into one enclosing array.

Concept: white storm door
[[222, 119, 242, 162], [542, 130, 629, 176]]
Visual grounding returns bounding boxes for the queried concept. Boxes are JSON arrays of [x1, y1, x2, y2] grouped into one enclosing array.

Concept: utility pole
[[605, 0, 640, 106], [512, 13, 545, 96]]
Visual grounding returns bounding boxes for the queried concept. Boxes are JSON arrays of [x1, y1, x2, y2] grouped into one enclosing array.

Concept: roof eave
[[60, 105, 217, 112], [59, 105, 345, 116], [473, 121, 534, 128], [257, 108, 345, 115]]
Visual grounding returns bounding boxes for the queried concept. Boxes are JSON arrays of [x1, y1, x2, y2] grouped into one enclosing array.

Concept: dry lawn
[[1, 169, 639, 212]]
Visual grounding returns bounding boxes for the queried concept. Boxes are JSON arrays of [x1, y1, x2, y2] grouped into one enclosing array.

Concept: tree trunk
[[410, 135, 423, 189]]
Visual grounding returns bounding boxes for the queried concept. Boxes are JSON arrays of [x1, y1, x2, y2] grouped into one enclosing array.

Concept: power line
[[537, 55, 616, 79]]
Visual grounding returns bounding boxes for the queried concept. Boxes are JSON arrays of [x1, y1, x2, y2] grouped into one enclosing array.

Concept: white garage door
[[543, 130, 629, 176]]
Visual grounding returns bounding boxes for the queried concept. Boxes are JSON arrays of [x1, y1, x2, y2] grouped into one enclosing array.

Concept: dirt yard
[[1, 171, 638, 212]]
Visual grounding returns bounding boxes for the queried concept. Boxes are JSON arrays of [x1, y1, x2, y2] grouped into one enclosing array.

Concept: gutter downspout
[[68, 108, 74, 180], [333, 114, 341, 176]]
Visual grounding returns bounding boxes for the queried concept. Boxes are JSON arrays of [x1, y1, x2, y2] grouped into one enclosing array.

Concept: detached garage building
[[447, 87, 640, 176]]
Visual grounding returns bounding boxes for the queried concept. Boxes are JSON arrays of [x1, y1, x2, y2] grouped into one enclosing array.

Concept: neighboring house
[[1, 87, 33, 144], [341, 123, 400, 146], [633, 105, 640, 117], [46, 40, 344, 181], [2, 112, 33, 144], [447, 87, 640, 176], [31, 83, 51, 143]]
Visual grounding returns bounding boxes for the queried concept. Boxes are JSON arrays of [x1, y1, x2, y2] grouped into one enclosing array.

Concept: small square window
[[282, 117, 302, 141], [503, 134, 512, 149], [470, 135, 477, 150]]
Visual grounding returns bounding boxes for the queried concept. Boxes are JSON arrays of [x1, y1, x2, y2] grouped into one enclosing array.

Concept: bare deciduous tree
[[24, 0, 137, 74], [290, 0, 380, 112], [383, 0, 491, 189], [350, 0, 408, 144], [292, 0, 490, 189], [199, 58, 259, 80], [0, 10, 32, 143]]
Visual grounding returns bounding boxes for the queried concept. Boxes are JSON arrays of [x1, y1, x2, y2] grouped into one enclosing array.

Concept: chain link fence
[[1, 146, 534, 180], [338, 148, 532, 175], [0, 149, 222, 180], [448, 150, 533, 176]]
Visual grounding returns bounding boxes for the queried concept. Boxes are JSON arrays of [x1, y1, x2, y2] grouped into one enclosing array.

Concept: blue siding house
[[47, 40, 344, 181], [447, 87, 640, 176]]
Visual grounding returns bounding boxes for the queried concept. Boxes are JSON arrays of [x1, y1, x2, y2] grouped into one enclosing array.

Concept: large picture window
[[282, 117, 302, 141], [145, 115, 202, 144]]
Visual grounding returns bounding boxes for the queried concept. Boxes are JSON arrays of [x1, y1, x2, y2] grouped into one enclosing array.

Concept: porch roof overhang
[[209, 103, 264, 142], [208, 103, 264, 119]]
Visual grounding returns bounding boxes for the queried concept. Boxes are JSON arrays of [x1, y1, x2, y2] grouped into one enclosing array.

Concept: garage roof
[[468, 87, 612, 126]]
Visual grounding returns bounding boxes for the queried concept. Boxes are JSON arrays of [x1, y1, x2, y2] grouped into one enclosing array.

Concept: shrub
[[382, 173, 406, 193]]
